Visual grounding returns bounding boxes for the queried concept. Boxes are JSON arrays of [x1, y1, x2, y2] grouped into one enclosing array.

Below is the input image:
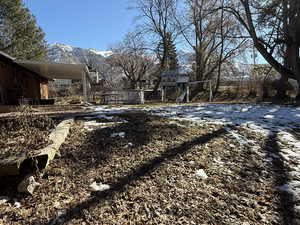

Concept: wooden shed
[[0, 51, 50, 105], [0, 51, 92, 105]]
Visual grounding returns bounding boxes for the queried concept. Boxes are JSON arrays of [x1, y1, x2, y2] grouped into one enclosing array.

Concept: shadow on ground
[[43, 125, 227, 224]]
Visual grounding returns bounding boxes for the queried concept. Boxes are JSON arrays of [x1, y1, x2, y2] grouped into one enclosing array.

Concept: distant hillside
[[47, 43, 261, 82], [47, 43, 112, 65]]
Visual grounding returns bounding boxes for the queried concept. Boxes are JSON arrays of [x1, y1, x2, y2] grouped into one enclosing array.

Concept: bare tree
[[175, 0, 246, 98], [107, 32, 154, 89], [133, 0, 178, 91], [214, 0, 225, 94], [225, 0, 300, 98]]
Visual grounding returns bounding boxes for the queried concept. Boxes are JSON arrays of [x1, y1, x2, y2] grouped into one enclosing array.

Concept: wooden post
[[186, 85, 190, 103], [82, 71, 87, 102], [96, 71, 99, 84], [161, 87, 165, 102], [140, 90, 145, 104], [209, 80, 213, 102]]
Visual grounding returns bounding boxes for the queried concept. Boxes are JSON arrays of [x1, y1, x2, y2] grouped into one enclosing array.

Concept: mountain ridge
[[47, 43, 113, 65]]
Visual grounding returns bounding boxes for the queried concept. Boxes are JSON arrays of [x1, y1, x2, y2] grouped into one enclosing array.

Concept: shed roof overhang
[[15, 60, 90, 81]]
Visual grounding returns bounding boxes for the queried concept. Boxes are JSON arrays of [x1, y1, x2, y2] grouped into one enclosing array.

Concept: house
[[0, 52, 50, 105], [160, 69, 190, 87]]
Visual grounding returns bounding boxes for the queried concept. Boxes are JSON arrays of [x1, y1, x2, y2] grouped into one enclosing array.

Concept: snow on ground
[[90, 103, 300, 136], [147, 103, 300, 134], [90, 103, 300, 139], [91, 103, 300, 209], [148, 103, 300, 215], [87, 105, 131, 116]]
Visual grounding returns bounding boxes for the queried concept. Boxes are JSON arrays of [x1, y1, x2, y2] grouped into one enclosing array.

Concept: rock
[[17, 175, 40, 195], [195, 169, 208, 180], [89, 182, 110, 192]]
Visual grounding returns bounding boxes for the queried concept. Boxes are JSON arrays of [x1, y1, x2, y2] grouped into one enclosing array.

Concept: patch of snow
[[84, 121, 106, 127], [88, 49, 113, 57], [263, 114, 275, 119], [276, 184, 294, 194], [195, 169, 208, 180], [126, 142, 133, 148], [89, 182, 110, 192], [88, 105, 130, 115], [111, 132, 126, 138], [146, 104, 300, 135], [225, 128, 256, 146], [268, 153, 280, 159], [213, 158, 224, 165], [97, 115, 113, 121], [168, 120, 185, 127], [0, 196, 9, 204], [13, 200, 21, 208], [289, 171, 300, 180], [52, 43, 74, 52], [278, 131, 300, 150]]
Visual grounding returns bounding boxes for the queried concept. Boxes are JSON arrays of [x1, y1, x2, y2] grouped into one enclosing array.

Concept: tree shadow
[[231, 127, 294, 224], [262, 132, 294, 225], [58, 112, 189, 176], [156, 103, 297, 223], [47, 105, 297, 224], [42, 127, 227, 225]]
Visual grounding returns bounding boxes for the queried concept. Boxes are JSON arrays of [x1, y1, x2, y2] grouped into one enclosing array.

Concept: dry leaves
[[0, 112, 293, 224]]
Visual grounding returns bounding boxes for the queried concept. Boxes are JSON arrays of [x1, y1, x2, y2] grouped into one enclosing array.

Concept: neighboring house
[[138, 79, 157, 90], [50, 79, 73, 91], [0, 51, 50, 105], [101, 90, 144, 104], [50, 70, 97, 91], [160, 70, 189, 87]]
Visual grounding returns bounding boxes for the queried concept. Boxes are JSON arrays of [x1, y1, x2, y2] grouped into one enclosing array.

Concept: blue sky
[[23, 0, 139, 50]]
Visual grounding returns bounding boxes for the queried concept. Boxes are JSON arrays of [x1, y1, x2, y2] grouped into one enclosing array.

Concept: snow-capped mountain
[[47, 43, 260, 83], [47, 43, 112, 65]]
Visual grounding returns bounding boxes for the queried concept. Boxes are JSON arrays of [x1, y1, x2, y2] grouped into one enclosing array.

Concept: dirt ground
[[0, 111, 295, 225]]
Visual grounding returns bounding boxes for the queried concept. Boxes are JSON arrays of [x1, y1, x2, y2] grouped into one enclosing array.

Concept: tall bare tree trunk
[[288, 0, 300, 99], [214, 0, 225, 96]]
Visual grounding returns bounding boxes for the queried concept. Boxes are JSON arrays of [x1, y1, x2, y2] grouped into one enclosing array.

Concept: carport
[[15, 60, 92, 102]]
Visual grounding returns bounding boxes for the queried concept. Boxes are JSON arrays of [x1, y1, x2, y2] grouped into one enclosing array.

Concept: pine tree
[[0, 0, 47, 60], [156, 32, 178, 71]]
